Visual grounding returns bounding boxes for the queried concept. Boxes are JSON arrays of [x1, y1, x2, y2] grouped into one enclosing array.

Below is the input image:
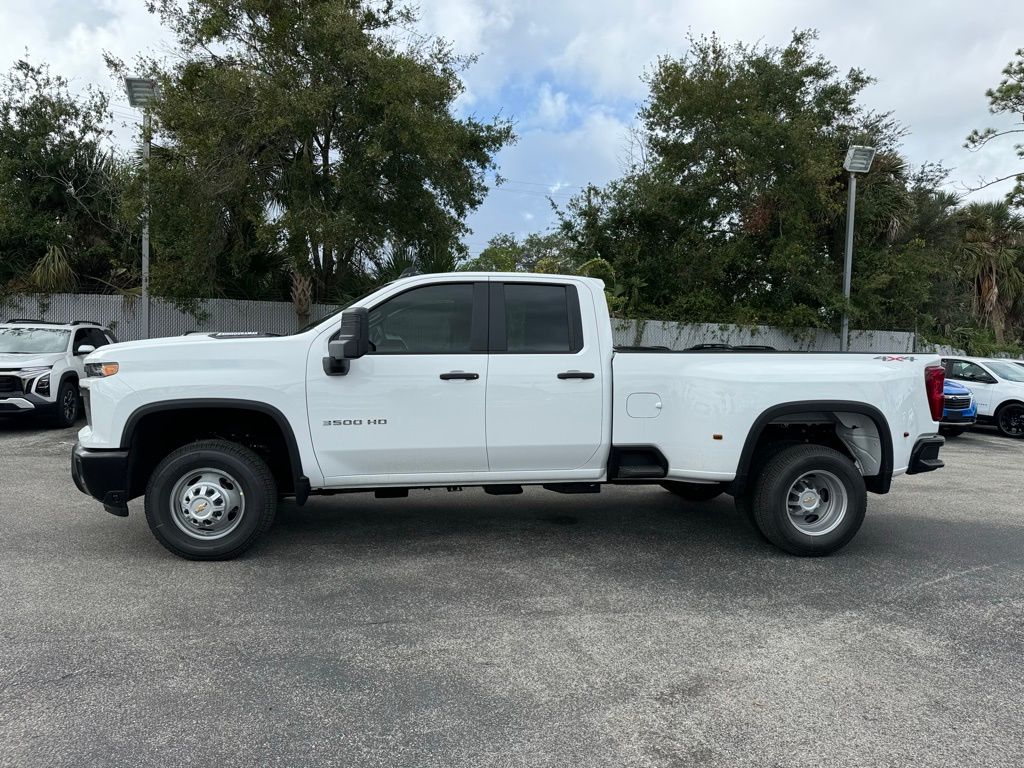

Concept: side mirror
[[76, 344, 96, 356], [322, 307, 370, 376]]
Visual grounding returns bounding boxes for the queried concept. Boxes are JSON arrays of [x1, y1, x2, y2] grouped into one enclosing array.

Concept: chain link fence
[[2, 292, 953, 353]]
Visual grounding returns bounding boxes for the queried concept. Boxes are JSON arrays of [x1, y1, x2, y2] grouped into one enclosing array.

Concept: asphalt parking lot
[[1, 421, 1023, 768]]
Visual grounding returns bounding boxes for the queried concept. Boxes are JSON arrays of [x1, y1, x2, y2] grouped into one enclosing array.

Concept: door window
[[943, 359, 995, 384], [367, 283, 475, 354], [500, 283, 583, 353]]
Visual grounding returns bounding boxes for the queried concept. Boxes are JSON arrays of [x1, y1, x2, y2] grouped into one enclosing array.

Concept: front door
[[307, 281, 489, 483], [485, 281, 605, 471], [943, 358, 996, 415]]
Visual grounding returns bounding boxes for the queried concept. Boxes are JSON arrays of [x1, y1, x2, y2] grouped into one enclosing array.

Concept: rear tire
[[750, 444, 866, 556], [995, 403, 1024, 438], [660, 481, 724, 502], [144, 439, 277, 560]]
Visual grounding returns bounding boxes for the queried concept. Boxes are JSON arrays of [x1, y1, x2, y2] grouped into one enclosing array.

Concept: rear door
[[485, 281, 604, 471]]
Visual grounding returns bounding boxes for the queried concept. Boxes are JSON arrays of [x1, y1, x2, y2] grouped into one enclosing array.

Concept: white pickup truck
[[72, 272, 946, 560]]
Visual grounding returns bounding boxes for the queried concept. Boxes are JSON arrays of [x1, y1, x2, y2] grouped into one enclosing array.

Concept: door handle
[[440, 371, 480, 380], [557, 371, 595, 380]]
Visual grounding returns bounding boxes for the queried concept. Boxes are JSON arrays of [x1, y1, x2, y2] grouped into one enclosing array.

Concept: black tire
[[144, 439, 277, 560], [660, 481, 724, 502], [995, 403, 1024, 438], [939, 425, 968, 438], [49, 379, 80, 428], [750, 444, 866, 557]]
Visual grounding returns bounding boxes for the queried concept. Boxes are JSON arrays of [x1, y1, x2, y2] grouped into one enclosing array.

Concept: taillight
[[925, 365, 944, 422]]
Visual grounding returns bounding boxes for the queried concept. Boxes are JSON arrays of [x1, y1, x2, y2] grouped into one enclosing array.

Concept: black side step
[[375, 488, 409, 498], [484, 485, 523, 495], [608, 445, 669, 479], [543, 483, 600, 494]]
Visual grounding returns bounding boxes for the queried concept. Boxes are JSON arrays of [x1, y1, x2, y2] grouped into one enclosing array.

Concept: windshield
[[986, 361, 1024, 383], [0, 327, 70, 354]]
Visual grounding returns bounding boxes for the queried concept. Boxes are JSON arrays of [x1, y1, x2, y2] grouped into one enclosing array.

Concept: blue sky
[[3, 0, 1023, 257]]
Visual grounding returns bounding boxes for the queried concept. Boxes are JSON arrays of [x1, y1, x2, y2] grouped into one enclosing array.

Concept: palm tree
[[957, 201, 1024, 344]]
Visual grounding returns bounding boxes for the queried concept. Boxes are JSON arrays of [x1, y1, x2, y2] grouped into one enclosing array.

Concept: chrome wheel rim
[[786, 470, 848, 536], [169, 468, 245, 540], [62, 388, 77, 422], [999, 406, 1024, 436]]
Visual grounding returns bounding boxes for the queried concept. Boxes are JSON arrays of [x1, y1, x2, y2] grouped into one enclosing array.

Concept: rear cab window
[[491, 282, 584, 353]]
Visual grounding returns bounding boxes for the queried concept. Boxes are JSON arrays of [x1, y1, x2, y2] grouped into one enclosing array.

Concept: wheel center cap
[[799, 491, 820, 512], [189, 496, 214, 520]]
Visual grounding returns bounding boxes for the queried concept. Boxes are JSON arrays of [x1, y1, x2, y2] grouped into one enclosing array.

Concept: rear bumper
[[906, 434, 945, 475], [72, 442, 130, 516]]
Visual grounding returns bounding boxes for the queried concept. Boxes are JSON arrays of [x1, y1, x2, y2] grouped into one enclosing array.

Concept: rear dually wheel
[[750, 444, 866, 556]]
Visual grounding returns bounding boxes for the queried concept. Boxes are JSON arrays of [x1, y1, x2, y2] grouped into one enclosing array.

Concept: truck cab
[[72, 272, 945, 560]]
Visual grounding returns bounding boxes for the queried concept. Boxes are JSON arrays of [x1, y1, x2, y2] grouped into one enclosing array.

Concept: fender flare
[[732, 400, 894, 495], [120, 398, 309, 504]]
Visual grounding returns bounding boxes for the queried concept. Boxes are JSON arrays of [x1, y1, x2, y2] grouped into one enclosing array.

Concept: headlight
[[85, 362, 119, 377], [35, 374, 50, 397]]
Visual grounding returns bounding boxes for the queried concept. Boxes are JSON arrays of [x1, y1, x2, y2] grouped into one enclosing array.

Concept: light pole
[[840, 145, 876, 352], [124, 77, 158, 339]]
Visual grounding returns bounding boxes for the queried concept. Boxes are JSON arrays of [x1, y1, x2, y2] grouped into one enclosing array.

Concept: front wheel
[[750, 444, 866, 556], [144, 439, 277, 560], [660, 481, 724, 502], [49, 379, 79, 428], [996, 404, 1024, 438]]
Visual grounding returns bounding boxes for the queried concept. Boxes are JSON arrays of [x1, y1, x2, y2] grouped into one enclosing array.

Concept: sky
[[2, 0, 1022, 257]]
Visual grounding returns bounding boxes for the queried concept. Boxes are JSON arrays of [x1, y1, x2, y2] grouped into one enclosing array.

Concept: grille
[[0, 375, 22, 395], [944, 394, 971, 410]]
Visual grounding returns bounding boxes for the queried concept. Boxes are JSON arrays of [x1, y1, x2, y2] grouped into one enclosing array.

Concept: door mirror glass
[[323, 307, 369, 375]]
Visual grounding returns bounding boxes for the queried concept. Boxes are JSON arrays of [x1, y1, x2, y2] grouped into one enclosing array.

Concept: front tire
[[995, 403, 1024, 438], [660, 481, 724, 502], [144, 439, 277, 560], [750, 444, 866, 556], [49, 379, 79, 428]]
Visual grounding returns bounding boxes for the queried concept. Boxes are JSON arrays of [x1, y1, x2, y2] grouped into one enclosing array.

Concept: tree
[[115, 0, 513, 306], [554, 31, 933, 331], [965, 48, 1024, 207], [461, 231, 569, 272], [0, 60, 134, 294], [955, 201, 1024, 344]]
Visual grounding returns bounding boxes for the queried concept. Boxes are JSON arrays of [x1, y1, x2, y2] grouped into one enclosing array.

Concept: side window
[[72, 329, 90, 353], [85, 329, 109, 348], [367, 283, 475, 354], [946, 360, 993, 383], [503, 284, 579, 353]]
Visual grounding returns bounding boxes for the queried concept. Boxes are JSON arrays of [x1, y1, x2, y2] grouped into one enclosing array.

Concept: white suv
[[0, 320, 117, 427], [941, 356, 1024, 437]]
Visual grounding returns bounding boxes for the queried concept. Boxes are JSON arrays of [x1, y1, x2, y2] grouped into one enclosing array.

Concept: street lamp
[[840, 145, 876, 352], [124, 77, 158, 339]]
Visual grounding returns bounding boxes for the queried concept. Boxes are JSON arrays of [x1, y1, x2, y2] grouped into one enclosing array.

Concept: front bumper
[[906, 434, 945, 475], [0, 393, 56, 414], [72, 442, 130, 516]]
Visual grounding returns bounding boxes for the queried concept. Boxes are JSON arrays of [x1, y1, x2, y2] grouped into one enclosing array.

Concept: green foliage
[[112, 0, 513, 304], [461, 231, 570, 272], [0, 60, 135, 294]]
